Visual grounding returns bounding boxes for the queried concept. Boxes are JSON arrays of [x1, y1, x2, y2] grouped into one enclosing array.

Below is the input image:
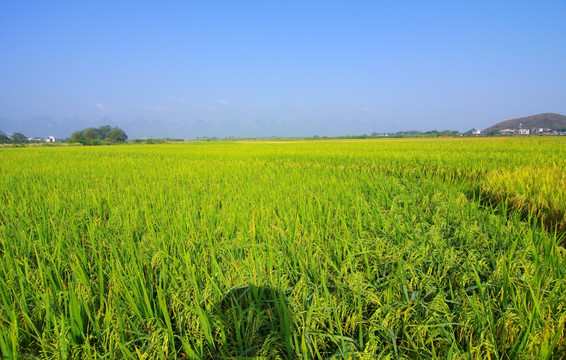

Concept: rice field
[[1, 137, 565, 359]]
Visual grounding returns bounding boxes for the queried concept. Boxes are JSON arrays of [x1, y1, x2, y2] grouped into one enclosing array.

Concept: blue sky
[[1, 1, 565, 138]]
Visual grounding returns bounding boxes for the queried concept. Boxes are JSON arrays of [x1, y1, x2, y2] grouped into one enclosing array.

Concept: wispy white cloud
[[217, 99, 235, 106], [196, 105, 219, 112], [95, 102, 106, 111], [217, 99, 248, 111], [361, 107, 374, 113]]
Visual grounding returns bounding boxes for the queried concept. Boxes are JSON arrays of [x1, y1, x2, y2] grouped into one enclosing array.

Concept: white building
[[499, 128, 530, 135], [499, 129, 515, 135]]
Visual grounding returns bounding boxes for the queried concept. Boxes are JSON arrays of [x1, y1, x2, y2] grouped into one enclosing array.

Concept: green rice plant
[[0, 137, 565, 359]]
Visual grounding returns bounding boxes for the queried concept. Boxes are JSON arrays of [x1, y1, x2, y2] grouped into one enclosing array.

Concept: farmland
[[1, 137, 565, 359]]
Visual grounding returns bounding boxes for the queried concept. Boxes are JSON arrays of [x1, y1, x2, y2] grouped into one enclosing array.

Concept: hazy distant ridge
[[483, 113, 566, 133]]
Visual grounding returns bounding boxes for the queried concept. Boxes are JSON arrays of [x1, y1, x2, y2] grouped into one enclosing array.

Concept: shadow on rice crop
[[206, 284, 295, 359], [467, 181, 566, 247]]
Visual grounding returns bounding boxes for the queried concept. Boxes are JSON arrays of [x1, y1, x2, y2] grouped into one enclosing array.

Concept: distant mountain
[[0, 116, 90, 138], [483, 113, 566, 133], [0, 130, 6, 136]]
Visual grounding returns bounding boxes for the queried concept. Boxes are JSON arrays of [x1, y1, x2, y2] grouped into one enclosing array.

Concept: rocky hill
[[483, 113, 566, 134]]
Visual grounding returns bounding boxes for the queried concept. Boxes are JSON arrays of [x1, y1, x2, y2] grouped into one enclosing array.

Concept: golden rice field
[[1, 137, 565, 359]]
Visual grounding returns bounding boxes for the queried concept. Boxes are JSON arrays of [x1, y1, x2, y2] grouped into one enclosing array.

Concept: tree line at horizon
[[0, 132, 27, 144], [0, 125, 128, 145], [69, 125, 128, 145]]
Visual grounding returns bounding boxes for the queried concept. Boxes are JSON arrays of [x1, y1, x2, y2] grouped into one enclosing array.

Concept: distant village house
[[499, 128, 530, 135], [26, 136, 56, 143]]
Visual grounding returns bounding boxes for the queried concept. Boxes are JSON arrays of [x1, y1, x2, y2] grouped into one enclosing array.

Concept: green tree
[[97, 125, 112, 139], [106, 127, 128, 143], [69, 130, 85, 144], [11, 132, 27, 143], [69, 125, 127, 145], [83, 127, 100, 141]]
